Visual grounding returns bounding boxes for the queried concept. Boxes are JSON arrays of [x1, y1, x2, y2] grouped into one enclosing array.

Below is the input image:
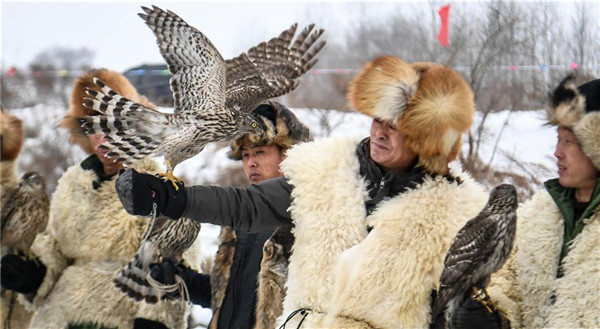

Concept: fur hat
[[227, 101, 311, 160], [0, 108, 25, 161], [347, 56, 475, 175], [547, 76, 600, 170], [60, 69, 156, 154]]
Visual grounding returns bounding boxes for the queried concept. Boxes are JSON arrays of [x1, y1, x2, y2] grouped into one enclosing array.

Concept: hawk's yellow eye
[[252, 122, 257, 128]]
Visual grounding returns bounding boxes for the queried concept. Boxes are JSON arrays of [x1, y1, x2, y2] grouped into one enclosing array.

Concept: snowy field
[[7, 104, 557, 327]]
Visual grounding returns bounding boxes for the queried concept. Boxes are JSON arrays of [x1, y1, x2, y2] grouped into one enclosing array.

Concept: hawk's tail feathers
[[80, 78, 171, 164], [113, 243, 164, 304], [431, 287, 452, 323]]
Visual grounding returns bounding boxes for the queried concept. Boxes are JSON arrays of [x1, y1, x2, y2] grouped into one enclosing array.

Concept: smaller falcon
[[432, 183, 518, 328], [1, 171, 50, 258]]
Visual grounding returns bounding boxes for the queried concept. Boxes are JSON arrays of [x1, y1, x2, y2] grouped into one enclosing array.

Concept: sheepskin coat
[[17, 156, 200, 329], [278, 137, 488, 328], [489, 187, 600, 328]]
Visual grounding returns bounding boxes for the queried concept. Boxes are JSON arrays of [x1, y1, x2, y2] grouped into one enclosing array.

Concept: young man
[[151, 101, 309, 329], [489, 76, 600, 328], [117, 56, 503, 328], [0, 69, 199, 329]]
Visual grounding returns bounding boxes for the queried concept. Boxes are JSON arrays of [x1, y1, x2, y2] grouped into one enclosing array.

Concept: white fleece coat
[[489, 190, 600, 329], [17, 158, 201, 329], [277, 137, 488, 328]]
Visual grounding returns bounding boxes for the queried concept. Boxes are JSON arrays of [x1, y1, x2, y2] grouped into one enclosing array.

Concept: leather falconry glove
[[115, 168, 186, 220], [1, 254, 47, 294]]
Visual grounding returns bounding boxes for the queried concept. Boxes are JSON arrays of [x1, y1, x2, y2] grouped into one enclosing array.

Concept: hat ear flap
[[347, 56, 420, 122], [400, 65, 474, 175]]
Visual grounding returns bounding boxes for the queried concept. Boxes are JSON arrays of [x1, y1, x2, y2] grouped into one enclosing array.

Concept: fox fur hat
[[60, 69, 156, 154], [228, 101, 311, 160], [547, 76, 600, 170], [0, 107, 25, 161], [347, 56, 475, 175]]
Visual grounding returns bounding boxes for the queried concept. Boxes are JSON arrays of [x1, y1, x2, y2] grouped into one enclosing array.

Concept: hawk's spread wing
[[139, 6, 226, 115], [225, 23, 326, 112]]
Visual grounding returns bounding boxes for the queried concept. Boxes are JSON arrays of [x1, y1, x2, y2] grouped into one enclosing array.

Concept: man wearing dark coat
[[151, 101, 308, 329], [117, 56, 507, 329]]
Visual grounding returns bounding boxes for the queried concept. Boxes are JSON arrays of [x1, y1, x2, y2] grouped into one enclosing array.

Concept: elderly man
[[116, 56, 504, 328]]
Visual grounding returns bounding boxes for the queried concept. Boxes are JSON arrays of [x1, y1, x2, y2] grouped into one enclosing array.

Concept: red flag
[[437, 4, 450, 47]]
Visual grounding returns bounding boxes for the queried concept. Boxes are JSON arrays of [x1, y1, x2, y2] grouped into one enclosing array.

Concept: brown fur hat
[[547, 76, 600, 170], [227, 101, 311, 160], [60, 69, 156, 154], [0, 108, 25, 161], [347, 56, 475, 175]]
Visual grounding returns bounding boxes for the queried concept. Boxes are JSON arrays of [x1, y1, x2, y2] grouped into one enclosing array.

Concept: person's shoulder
[[286, 136, 361, 157]]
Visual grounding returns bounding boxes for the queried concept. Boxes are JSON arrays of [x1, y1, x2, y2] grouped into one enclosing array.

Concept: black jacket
[[217, 229, 275, 329]]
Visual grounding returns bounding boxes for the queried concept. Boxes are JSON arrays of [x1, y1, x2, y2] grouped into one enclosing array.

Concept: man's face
[[241, 143, 286, 184], [88, 133, 123, 174], [554, 127, 599, 190], [369, 118, 417, 172]]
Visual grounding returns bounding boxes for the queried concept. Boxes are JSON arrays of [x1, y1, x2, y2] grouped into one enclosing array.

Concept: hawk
[[432, 184, 518, 328], [81, 5, 326, 187], [113, 214, 201, 303], [1, 171, 50, 258]]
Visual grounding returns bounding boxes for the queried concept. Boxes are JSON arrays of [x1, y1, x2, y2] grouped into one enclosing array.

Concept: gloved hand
[[1, 254, 46, 294], [451, 296, 508, 329], [133, 318, 168, 329], [149, 259, 211, 308], [115, 168, 186, 220]]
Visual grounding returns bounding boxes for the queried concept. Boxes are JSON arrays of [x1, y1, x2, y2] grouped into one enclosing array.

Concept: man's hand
[[149, 260, 212, 307], [115, 168, 187, 220]]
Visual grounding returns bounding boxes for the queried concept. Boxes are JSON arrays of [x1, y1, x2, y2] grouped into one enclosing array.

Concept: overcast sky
[[1, 1, 403, 72], [2, 1, 598, 73]]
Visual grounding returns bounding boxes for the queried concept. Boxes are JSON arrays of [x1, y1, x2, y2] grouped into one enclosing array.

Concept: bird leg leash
[[143, 202, 192, 304]]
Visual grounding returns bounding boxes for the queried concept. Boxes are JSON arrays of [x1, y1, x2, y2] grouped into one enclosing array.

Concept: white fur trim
[[375, 83, 416, 122], [278, 137, 487, 328], [442, 128, 460, 156]]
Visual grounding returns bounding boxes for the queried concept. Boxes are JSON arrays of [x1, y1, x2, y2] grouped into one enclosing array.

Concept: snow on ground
[[6, 104, 557, 327]]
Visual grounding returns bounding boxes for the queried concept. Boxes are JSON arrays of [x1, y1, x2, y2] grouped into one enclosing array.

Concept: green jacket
[[544, 178, 600, 264]]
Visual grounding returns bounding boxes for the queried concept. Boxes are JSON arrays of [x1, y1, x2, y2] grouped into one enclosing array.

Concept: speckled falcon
[[81, 5, 326, 188], [432, 184, 518, 328], [1, 171, 50, 258], [113, 215, 201, 303]]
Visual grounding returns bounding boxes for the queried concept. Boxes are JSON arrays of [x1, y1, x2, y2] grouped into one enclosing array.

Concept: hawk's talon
[[471, 287, 497, 313], [157, 170, 183, 190]]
